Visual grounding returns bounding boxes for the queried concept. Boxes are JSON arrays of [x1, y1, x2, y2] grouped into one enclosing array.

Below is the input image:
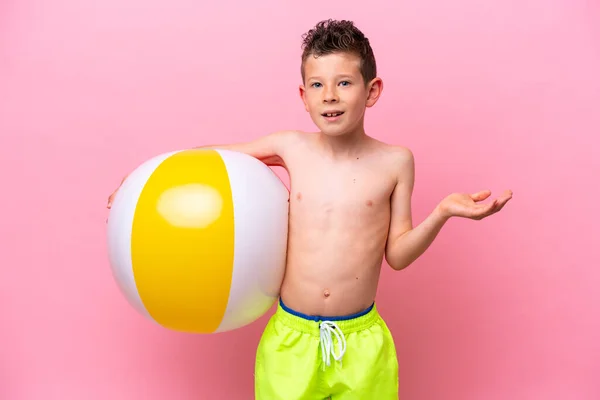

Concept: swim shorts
[[255, 299, 399, 399]]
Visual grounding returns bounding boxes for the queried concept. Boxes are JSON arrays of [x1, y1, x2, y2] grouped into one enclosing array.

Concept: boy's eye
[[311, 82, 322, 88], [339, 81, 350, 86]]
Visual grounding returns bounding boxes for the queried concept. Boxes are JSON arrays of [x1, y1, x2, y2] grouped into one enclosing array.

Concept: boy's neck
[[317, 125, 370, 160]]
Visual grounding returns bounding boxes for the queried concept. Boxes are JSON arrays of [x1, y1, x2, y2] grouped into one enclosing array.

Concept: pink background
[[1, 0, 599, 399]]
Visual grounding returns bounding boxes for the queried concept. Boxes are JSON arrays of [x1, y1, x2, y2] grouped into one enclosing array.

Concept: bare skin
[[107, 52, 513, 318], [276, 132, 406, 316]]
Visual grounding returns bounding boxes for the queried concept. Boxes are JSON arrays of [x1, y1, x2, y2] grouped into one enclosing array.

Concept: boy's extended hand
[[438, 189, 513, 220], [107, 175, 128, 209]]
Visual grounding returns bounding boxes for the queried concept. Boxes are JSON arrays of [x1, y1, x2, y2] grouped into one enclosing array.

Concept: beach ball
[[106, 148, 289, 333]]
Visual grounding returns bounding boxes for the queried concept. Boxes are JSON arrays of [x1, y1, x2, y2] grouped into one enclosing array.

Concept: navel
[[323, 289, 330, 298]]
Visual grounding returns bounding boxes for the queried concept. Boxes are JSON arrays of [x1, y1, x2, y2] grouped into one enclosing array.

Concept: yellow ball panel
[[131, 149, 235, 333]]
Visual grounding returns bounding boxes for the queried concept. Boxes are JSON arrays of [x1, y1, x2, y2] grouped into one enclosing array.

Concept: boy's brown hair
[[300, 19, 377, 86]]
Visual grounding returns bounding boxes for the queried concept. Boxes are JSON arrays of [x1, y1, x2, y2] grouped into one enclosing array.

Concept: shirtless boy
[[107, 19, 512, 399]]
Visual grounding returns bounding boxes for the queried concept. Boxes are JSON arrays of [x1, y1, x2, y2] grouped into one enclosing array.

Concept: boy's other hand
[[107, 175, 128, 209], [438, 189, 513, 220]]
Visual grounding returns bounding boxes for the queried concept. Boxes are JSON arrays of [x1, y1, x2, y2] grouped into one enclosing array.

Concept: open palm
[[440, 189, 512, 220]]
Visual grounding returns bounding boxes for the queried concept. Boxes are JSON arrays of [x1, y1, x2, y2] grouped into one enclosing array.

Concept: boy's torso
[[276, 132, 405, 317]]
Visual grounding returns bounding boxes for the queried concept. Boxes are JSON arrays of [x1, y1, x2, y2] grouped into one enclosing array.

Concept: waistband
[[275, 298, 380, 335]]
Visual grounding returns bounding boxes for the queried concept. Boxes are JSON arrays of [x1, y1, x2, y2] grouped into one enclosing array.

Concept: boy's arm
[[108, 130, 293, 208], [196, 130, 293, 167], [384, 148, 450, 271], [384, 149, 512, 270]]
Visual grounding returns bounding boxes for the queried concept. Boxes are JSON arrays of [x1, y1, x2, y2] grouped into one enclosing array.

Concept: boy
[[107, 19, 512, 399]]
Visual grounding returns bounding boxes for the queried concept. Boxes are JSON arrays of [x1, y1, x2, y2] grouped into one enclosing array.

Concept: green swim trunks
[[255, 299, 399, 399]]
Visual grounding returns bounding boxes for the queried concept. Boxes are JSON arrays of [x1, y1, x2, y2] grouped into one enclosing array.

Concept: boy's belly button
[[323, 289, 330, 298]]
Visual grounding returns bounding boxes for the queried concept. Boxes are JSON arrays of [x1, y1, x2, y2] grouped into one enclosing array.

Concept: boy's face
[[299, 52, 382, 137]]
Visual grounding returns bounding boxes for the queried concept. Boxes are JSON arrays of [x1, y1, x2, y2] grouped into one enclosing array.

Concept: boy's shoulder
[[389, 144, 414, 165], [268, 129, 316, 150], [271, 129, 313, 140], [371, 137, 414, 164], [369, 139, 415, 185]]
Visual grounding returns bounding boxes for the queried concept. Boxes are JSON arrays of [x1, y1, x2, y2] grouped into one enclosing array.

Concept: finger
[[489, 202, 501, 215], [490, 194, 511, 212], [485, 198, 508, 217], [492, 198, 509, 213], [495, 191, 512, 207], [470, 190, 491, 202]]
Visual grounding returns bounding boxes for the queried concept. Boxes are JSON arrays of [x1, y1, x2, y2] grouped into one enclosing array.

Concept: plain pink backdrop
[[1, 0, 599, 399]]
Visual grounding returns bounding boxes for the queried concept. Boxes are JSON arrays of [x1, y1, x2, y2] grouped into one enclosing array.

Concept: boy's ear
[[366, 77, 383, 108], [299, 85, 309, 112]]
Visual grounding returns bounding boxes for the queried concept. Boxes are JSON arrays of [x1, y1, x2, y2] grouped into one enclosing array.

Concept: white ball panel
[[214, 150, 289, 332], [106, 151, 180, 320]]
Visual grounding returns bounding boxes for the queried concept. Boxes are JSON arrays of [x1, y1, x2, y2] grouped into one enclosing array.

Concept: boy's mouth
[[321, 111, 344, 117]]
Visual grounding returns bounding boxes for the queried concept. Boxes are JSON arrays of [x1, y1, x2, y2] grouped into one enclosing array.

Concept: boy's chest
[[288, 162, 396, 213]]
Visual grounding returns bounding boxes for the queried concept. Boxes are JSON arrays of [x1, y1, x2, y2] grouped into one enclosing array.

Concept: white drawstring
[[319, 321, 347, 369]]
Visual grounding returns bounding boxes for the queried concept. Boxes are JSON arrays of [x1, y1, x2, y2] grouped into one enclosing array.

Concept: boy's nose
[[323, 91, 339, 103], [323, 89, 338, 103]]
